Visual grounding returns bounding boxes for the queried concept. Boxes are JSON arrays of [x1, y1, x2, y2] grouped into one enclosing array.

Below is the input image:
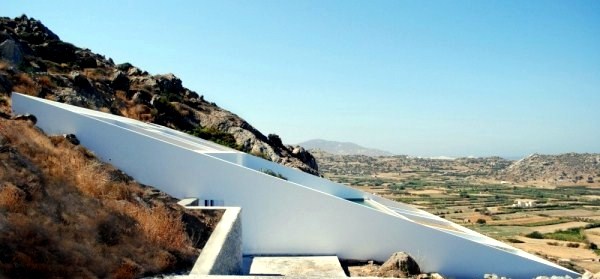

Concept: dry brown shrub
[[147, 250, 177, 271], [0, 118, 205, 277], [37, 75, 55, 88], [12, 73, 40, 96], [82, 68, 108, 81], [116, 202, 191, 251], [111, 258, 142, 279], [0, 60, 10, 70], [124, 104, 152, 121], [0, 183, 26, 213], [115, 90, 127, 100]]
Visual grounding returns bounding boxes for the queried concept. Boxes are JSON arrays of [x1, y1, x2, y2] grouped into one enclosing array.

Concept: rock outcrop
[[378, 252, 421, 277], [0, 15, 319, 175], [342, 252, 432, 278]]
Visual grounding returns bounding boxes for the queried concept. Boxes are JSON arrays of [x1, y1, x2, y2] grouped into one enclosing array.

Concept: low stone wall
[[189, 207, 242, 275]]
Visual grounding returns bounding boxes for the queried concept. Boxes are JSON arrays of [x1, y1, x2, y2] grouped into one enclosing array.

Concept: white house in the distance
[[11, 93, 579, 279], [513, 199, 537, 208]]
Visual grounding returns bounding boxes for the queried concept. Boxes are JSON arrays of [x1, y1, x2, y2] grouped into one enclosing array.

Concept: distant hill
[[298, 139, 393, 157], [499, 153, 600, 184], [313, 150, 600, 186]]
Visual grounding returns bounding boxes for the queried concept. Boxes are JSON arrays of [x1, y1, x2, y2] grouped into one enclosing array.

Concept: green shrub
[[525, 231, 544, 239], [260, 168, 288, 180], [188, 126, 240, 150], [544, 228, 586, 242], [506, 238, 524, 243]]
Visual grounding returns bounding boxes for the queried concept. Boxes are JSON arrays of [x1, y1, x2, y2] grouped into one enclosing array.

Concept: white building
[[11, 93, 578, 278], [513, 199, 537, 208]]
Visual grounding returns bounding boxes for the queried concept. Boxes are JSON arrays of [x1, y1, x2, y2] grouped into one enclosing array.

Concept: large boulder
[[378, 252, 421, 277], [76, 53, 98, 68], [155, 73, 183, 94], [0, 74, 12, 94], [0, 39, 23, 65], [290, 145, 319, 171], [71, 71, 93, 91], [110, 71, 130, 91], [33, 40, 77, 63]]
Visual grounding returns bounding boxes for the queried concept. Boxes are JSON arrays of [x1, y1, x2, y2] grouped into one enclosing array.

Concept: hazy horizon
[[5, 1, 600, 157], [294, 138, 595, 160]]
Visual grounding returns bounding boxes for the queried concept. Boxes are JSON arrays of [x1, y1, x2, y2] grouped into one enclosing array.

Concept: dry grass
[[512, 236, 597, 261], [0, 60, 10, 71], [123, 104, 154, 122], [11, 73, 40, 96], [0, 183, 26, 213], [113, 201, 190, 251], [37, 75, 55, 88], [82, 68, 109, 81], [0, 118, 220, 278]]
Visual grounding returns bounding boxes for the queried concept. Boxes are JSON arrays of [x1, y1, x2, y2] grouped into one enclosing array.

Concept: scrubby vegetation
[[543, 228, 587, 243], [0, 118, 221, 278], [260, 168, 288, 180], [188, 126, 241, 150]]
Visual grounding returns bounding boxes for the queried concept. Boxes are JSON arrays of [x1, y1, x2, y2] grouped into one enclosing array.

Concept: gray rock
[[71, 71, 93, 91], [110, 71, 130, 91], [0, 74, 12, 94], [77, 55, 97, 68], [116, 62, 133, 71], [127, 66, 142, 76], [63, 134, 80, 145], [0, 39, 23, 65], [132, 90, 151, 105], [155, 73, 183, 93], [378, 251, 420, 276], [33, 40, 77, 63], [12, 114, 37, 124]]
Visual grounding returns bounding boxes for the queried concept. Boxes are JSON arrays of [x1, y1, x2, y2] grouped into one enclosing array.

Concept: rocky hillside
[[0, 15, 318, 175], [299, 139, 394, 157], [0, 116, 222, 278], [498, 153, 600, 185]]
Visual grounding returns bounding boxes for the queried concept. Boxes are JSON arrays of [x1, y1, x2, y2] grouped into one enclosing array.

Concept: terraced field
[[323, 173, 600, 273]]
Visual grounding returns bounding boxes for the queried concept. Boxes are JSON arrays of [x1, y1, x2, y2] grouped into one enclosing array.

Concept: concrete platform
[[242, 256, 347, 277]]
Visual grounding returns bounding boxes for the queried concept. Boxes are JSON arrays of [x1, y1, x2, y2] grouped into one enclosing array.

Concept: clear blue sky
[[4, 1, 600, 157]]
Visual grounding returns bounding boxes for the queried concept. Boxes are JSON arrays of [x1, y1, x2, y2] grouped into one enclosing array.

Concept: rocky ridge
[[0, 15, 318, 175], [498, 153, 600, 185]]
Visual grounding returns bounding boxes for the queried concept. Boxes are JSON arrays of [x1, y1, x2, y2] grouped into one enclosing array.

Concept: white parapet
[[11, 93, 579, 279]]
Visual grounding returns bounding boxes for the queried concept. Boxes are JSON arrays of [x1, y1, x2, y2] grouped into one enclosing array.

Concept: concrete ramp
[[243, 256, 347, 277]]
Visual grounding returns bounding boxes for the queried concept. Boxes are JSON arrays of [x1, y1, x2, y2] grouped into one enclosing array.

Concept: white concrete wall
[[12, 93, 579, 278], [191, 207, 243, 275], [208, 152, 365, 199]]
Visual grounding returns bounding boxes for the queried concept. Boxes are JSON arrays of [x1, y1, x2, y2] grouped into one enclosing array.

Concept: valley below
[[312, 150, 600, 273]]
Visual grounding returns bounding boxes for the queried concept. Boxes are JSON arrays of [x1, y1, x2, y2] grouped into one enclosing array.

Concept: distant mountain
[[298, 139, 393, 157]]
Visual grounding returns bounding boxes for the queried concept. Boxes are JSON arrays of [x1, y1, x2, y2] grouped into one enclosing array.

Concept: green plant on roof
[[260, 168, 288, 180]]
